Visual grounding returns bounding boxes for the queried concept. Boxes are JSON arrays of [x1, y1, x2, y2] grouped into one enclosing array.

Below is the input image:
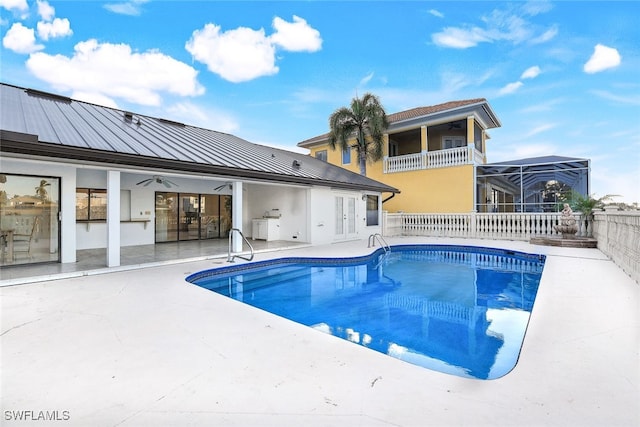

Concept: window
[[76, 188, 107, 220], [315, 150, 327, 162], [389, 141, 399, 157], [342, 147, 351, 164], [366, 195, 379, 226], [443, 136, 466, 149]]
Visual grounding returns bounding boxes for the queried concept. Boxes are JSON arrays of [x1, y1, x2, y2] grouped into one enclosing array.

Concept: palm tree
[[328, 93, 389, 176], [35, 179, 50, 201], [569, 192, 619, 236], [570, 192, 618, 219]]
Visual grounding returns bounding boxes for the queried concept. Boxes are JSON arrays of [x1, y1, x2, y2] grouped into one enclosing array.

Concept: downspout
[[382, 192, 396, 204]]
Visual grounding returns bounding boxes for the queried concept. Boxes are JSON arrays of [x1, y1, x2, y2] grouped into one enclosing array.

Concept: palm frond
[[327, 92, 389, 175]]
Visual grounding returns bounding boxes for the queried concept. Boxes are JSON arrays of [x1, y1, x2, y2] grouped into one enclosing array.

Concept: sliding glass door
[[1, 173, 60, 266], [155, 192, 231, 242], [179, 193, 199, 241]]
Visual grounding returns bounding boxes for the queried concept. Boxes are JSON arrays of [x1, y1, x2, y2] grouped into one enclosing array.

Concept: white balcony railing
[[383, 146, 485, 173]]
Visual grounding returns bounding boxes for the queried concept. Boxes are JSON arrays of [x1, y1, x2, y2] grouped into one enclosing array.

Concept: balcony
[[383, 146, 486, 174]]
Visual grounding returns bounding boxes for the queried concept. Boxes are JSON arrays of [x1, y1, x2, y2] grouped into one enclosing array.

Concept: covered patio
[[0, 238, 308, 286]]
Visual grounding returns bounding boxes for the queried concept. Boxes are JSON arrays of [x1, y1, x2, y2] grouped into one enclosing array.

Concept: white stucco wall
[[307, 186, 383, 246], [245, 184, 309, 242], [2, 157, 384, 262]]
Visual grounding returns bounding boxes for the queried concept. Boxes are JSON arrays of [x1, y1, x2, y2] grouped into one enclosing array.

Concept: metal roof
[[0, 83, 398, 194], [484, 155, 589, 167]]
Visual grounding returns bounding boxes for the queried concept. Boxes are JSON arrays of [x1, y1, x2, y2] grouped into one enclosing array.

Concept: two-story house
[[298, 99, 590, 214], [298, 99, 501, 213]]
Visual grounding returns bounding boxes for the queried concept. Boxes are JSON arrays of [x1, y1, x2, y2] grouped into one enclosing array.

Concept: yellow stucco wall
[[308, 144, 475, 213]]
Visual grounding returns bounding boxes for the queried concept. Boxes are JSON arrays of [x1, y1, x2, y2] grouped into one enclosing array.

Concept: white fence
[[382, 210, 640, 283], [382, 211, 590, 240]]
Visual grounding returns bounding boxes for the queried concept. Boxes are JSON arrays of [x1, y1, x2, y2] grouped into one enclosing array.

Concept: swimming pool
[[187, 245, 546, 380]]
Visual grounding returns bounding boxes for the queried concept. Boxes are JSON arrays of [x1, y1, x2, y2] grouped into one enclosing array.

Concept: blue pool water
[[187, 245, 545, 380]]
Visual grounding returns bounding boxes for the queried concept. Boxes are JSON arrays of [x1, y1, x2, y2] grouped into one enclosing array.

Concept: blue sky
[[1, 0, 639, 203]]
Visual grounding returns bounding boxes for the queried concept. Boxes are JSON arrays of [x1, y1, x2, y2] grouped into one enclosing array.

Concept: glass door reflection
[[1, 174, 60, 266], [179, 193, 199, 241]]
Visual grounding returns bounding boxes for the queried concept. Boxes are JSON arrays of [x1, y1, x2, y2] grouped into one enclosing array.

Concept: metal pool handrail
[[368, 233, 390, 254], [227, 228, 254, 263]]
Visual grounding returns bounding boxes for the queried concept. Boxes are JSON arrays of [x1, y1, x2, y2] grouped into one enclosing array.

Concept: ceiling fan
[[136, 175, 178, 188], [448, 122, 463, 130], [214, 182, 231, 192], [214, 182, 247, 192]]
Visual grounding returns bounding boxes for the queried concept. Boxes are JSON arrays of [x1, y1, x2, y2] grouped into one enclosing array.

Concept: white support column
[[106, 170, 121, 267], [231, 181, 243, 252]]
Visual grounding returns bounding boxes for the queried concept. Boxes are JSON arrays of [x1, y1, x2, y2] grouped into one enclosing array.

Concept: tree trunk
[[359, 151, 367, 176]]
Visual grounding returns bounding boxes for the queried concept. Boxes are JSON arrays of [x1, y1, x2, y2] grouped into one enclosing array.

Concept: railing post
[[470, 211, 476, 238]]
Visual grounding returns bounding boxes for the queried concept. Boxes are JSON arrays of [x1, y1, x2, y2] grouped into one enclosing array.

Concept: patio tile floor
[[1, 237, 638, 426]]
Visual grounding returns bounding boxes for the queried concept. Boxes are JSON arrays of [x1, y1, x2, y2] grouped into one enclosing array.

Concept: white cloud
[[270, 15, 322, 52], [531, 25, 558, 44], [521, 65, 541, 79], [72, 91, 119, 109], [37, 0, 55, 21], [2, 22, 44, 54], [432, 4, 556, 49], [498, 81, 523, 95], [583, 44, 621, 74], [0, 0, 28, 13], [186, 23, 277, 83], [428, 9, 444, 18], [25, 39, 204, 107], [589, 89, 640, 106], [522, 123, 557, 139], [164, 101, 239, 133], [432, 26, 490, 49], [104, 0, 148, 16], [37, 17, 72, 40], [491, 143, 557, 162], [522, 0, 554, 16], [359, 72, 374, 87], [186, 17, 321, 83]]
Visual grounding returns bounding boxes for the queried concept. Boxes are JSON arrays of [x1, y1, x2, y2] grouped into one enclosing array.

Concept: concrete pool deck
[[1, 237, 638, 426]]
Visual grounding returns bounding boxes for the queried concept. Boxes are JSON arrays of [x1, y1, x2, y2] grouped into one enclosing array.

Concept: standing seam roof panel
[[84, 105, 167, 158], [0, 86, 28, 133], [70, 102, 139, 153], [145, 120, 223, 164], [19, 94, 64, 145], [127, 118, 201, 163], [183, 126, 260, 169]]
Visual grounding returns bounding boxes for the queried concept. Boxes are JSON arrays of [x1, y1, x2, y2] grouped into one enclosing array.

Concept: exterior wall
[[244, 184, 309, 242], [308, 186, 382, 245], [307, 144, 475, 213], [76, 169, 156, 250], [368, 164, 474, 213], [311, 145, 360, 176], [593, 210, 640, 284]]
